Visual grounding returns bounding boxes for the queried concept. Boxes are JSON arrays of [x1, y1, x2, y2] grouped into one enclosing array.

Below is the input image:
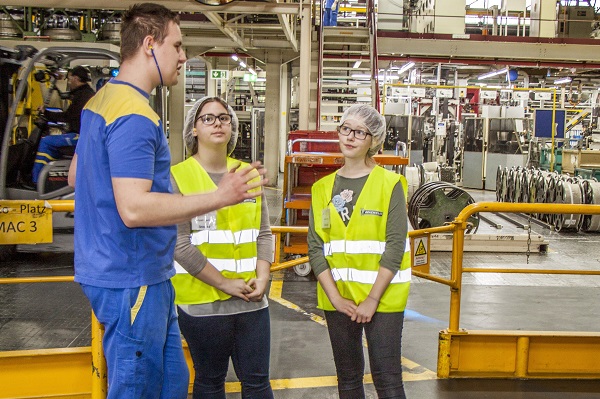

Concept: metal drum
[[42, 14, 82, 40], [98, 20, 121, 42], [42, 28, 82, 40]]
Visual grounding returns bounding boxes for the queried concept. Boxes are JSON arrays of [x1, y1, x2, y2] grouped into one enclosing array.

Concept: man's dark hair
[[120, 3, 180, 62], [70, 65, 91, 82]]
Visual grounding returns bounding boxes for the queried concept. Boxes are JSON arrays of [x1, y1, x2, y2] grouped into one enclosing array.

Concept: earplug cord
[[150, 46, 164, 87]]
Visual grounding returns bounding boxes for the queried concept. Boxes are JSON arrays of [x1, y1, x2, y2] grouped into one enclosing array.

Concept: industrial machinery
[[0, 46, 120, 260]]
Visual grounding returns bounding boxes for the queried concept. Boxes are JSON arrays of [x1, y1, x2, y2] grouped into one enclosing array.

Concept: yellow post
[[448, 221, 466, 332], [91, 312, 107, 399], [273, 232, 281, 267], [437, 331, 451, 378]]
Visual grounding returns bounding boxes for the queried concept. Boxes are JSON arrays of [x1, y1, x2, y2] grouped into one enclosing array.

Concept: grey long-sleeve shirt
[[308, 173, 408, 277], [171, 172, 271, 316]]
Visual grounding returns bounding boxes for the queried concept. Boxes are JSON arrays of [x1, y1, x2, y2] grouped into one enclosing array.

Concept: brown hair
[[120, 3, 180, 62]]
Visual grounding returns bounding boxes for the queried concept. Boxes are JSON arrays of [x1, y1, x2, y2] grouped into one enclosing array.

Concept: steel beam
[[378, 36, 600, 64], [0, 344, 195, 399], [203, 11, 246, 50], [6, 1, 302, 14], [439, 330, 600, 379], [0, 347, 92, 398]]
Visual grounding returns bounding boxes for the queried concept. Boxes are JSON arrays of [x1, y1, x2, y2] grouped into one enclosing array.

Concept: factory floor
[[2, 188, 600, 398]]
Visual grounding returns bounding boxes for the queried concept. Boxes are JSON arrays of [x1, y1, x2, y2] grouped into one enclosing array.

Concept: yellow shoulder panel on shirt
[[84, 82, 160, 126]]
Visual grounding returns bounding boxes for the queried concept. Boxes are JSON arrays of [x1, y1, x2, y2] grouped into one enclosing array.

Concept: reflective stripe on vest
[[170, 156, 261, 305], [324, 239, 410, 255], [175, 258, 258, 274], [331, 267, 412, 284], [190, 228, 259, 246]]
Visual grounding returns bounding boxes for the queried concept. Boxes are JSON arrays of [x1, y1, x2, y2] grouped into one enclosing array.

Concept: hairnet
[[339, 104, 386, 157], [183, 96, 239, 156]]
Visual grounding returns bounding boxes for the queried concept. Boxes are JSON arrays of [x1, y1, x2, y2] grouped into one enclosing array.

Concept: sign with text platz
[[210, 70, 228, 79]]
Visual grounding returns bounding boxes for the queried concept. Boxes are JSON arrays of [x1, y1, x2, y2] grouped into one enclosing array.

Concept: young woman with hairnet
[[170, 96, 274, 399], [308, 104, 410, 398]]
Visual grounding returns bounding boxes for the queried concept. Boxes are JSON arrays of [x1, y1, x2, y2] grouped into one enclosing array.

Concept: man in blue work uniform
[[323, 0, 339, 26], [68, 3, 267, 398]]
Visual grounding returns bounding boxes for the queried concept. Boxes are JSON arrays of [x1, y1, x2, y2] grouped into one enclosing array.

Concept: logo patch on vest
[[242, 198, 257, 204], [360, 209, 383, 217]]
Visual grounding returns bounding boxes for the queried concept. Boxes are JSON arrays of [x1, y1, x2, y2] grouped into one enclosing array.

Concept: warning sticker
[[415, 240, 427, 256], [412, 235, 429, 268]]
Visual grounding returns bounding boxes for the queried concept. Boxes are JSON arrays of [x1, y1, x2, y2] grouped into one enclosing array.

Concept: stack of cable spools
[[495, 166, 600, 232]]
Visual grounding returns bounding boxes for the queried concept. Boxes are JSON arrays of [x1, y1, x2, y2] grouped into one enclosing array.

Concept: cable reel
[[408, 181, 479, 234], [581, 180, 600, 232], [553, 177, 584, 232]]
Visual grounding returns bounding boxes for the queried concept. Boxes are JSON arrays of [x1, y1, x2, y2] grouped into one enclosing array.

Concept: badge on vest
[[242, 198, 257, 204], [191, 211, 217, 230], [360, 209, 383, 217], [322, 208, 331, 229]]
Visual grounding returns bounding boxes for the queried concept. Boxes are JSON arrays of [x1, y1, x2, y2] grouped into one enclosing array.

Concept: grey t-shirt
[[171, 172, 271, 316], [308, 172, 408, 277]]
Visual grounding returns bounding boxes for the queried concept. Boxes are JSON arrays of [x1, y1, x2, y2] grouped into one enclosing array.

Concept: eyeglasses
[[195, 113, 232, 125], [337, 125, 372, 140]]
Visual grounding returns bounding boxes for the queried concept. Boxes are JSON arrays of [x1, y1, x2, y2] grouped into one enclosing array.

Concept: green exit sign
[[243, 73, 257, 82], [210, 70, 228, 79]]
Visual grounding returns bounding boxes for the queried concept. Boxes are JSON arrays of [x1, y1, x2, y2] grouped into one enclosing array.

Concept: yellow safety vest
[[312, 166, 411, 312], [170, 157, 261, 305]]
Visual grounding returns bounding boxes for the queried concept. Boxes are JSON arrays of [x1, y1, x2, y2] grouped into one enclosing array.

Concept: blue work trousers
[[80, 281, 189, 399], [177, 307, 274, 399], [323, 0, 339, 26], [32, 133, 78, 183], [324, 310, 407, 399]]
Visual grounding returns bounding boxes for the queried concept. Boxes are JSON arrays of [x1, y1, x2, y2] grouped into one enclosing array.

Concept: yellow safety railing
[[0, 201, 324, 399], [5, 200, 600, 397], [432, 202, 600, 333], [426, 202, 600, 379]]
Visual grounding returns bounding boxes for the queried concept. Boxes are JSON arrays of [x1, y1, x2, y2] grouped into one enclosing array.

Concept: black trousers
[[324, 310, 407, 399]]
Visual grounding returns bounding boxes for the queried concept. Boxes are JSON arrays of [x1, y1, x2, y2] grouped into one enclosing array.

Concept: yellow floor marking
[[269, 277, 328, 326], [226, 369, 436, 393], [264, 277, 439, 390]]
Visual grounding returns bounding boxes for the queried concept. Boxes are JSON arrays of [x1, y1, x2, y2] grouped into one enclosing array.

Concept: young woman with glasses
[[170, 96, 274, 399], [308, 104, 410, 399]]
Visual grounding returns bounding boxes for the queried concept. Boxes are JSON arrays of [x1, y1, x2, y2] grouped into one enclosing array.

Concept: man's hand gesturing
[[216, 161, 268, 207]]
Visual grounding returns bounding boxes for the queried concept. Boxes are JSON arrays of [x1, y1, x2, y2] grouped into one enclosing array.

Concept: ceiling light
[[353, 60, 362, 69], [231, 54, 238, 61], [239, 61, 247, 68], [378, 75, 399, 81], [554, 77, 572, 85], [397, 61, 415, 75], [248, 68, 256, 75], [478, 67, 509, 80]]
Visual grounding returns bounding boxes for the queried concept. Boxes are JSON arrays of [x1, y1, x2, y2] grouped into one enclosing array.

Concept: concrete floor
[[2, 188, 600, 398]]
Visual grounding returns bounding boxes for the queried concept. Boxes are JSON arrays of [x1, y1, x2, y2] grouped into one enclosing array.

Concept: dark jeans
[[325, 310, 406, 399], [178, 307, 274, 399]]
